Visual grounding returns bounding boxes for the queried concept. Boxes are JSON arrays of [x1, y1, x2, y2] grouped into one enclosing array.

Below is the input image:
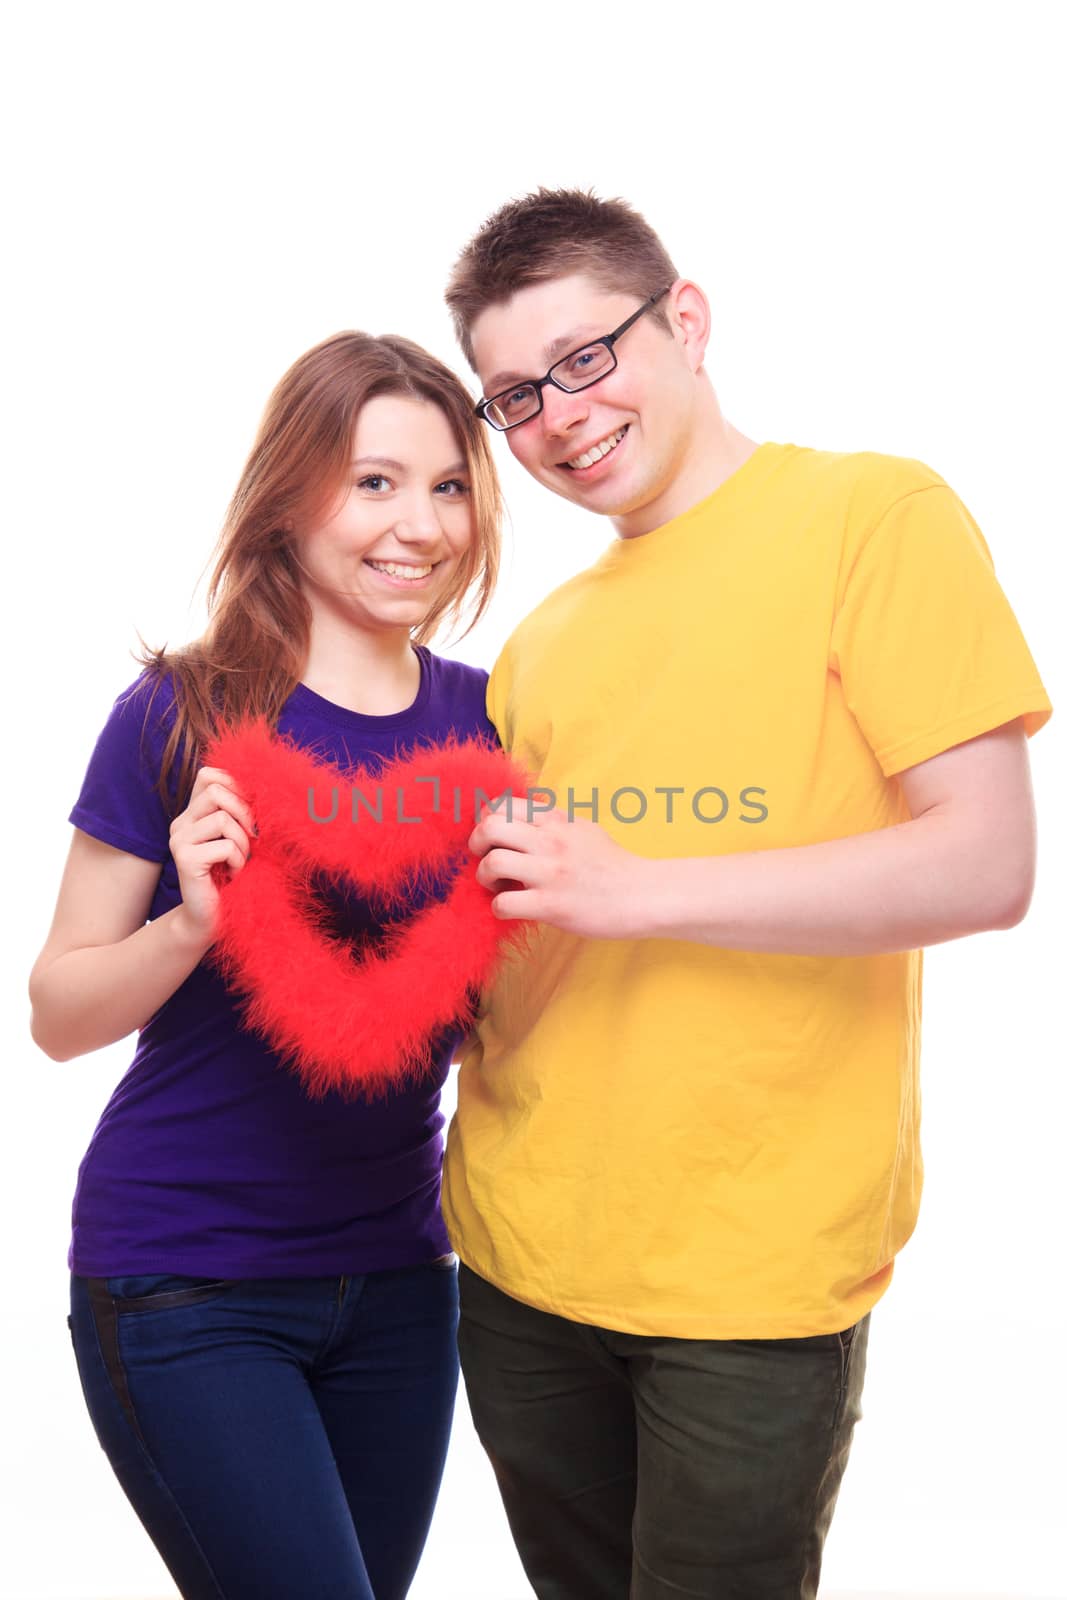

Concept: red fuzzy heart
[[202, 719, 529, 1099]]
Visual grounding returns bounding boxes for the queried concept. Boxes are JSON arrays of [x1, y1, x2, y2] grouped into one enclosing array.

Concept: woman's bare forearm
[[29, 907, 214, 1061]]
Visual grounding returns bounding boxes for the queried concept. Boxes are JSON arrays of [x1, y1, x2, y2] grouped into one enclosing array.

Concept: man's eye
[[503, 386, 535, 413], [561, 348, 599, 379]]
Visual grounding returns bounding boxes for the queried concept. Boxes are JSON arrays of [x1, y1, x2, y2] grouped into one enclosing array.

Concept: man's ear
[[665, 280, 712, 373]]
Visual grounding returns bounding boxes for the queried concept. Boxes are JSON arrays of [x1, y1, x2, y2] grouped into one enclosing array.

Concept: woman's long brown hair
[[134, 332, 502, 813]]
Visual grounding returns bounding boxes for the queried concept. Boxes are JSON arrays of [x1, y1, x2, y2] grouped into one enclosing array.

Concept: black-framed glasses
[[475, 286, 673, 432]]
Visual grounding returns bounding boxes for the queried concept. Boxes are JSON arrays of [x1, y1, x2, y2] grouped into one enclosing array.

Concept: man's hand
[[467, 721, 1037, 955], [469, 805, 653, 939]]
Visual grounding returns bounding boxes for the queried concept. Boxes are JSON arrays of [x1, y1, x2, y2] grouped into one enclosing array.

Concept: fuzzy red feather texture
[[201, 718, 530, 1099]]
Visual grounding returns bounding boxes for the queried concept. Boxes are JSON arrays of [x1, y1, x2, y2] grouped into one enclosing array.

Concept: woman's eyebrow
[[352, 456, 467, 476], [352, 455, 406, 472]]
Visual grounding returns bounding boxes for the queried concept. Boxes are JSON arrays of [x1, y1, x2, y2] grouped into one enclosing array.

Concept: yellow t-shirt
[[442, 444, 1052, 1337]]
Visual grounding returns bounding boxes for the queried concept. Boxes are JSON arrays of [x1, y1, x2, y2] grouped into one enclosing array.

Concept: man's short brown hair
[[446, 187, 679, 368]]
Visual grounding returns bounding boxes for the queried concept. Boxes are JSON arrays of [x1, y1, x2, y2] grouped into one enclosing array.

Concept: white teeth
[[367, 561, 434, 580], [566, 428, 626, 471]]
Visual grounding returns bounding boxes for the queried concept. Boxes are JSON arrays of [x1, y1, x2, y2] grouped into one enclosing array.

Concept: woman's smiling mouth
[[364, 559, 437, 585]]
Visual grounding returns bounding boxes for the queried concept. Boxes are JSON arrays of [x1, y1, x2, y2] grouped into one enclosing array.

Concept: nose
[[391, 492, 447, 544], [537, 382, 590, 441]]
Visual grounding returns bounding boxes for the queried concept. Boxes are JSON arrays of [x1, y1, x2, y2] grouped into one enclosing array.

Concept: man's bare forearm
[[632, 810, 1034, 955]]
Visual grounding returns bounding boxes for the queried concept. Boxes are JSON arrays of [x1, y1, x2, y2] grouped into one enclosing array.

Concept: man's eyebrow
[[483, 326, 600, 395]]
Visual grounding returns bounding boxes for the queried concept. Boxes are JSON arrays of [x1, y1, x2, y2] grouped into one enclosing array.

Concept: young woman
[[29, 332, 502, 1600]]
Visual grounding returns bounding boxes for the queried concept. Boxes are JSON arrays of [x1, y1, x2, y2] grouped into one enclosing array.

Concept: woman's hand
[[169, 766, 257, 943]]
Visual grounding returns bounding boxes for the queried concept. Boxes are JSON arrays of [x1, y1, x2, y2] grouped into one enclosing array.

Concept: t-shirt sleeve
[[828, 479, 1052, 777], [68, 672, 180, 862]]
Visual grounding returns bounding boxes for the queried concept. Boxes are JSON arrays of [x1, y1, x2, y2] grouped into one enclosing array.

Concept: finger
[[491, 887, 540, 922], [182, 782, 257, 837], [207, 811, 251, 861], [188, 780, 255, 826], [473, 792, 520, 823], [477, 800, 568, 843], [187, 837, 247, 876], [180, 810, 252, 861], [476, 848, 546, 892], [192, 765, 247, 796], [190, 767, 254, 816], [527, 806, 568, 828], [182, 783, 225, 824], [472, 793, 548, 825], [469, 814, 538, 856]]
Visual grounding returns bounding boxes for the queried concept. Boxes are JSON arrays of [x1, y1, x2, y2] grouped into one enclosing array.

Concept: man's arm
[[470, 719, 1037, 955]]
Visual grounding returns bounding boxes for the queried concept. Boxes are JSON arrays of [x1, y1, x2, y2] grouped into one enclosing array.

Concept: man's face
[[470, 274, 703, 538]]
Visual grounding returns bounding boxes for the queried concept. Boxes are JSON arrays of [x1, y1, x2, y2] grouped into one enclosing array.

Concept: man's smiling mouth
[[561, 426, 629, 471]]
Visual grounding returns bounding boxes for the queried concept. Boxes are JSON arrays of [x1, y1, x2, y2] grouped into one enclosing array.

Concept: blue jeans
[[69, 1262, 460, 1599]]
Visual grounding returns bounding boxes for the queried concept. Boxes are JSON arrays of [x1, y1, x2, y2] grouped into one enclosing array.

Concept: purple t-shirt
[[68, 646, 492, 1277]]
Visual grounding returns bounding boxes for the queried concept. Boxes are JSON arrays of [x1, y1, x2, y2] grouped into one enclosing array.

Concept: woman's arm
[[29, 832, 212, 1059], [29, 766, 254, 1061]]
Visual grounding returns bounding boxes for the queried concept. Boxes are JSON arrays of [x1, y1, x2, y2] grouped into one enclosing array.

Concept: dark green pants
[[458, 1265, 869, 1599]]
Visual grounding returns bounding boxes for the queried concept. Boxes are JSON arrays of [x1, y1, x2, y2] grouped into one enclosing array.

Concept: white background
[[2, 3, 1064, 1597]]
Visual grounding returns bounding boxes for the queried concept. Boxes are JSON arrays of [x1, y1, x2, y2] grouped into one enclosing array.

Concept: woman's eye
[[435, 479, 468, 497], [357, 474, 390, 492]]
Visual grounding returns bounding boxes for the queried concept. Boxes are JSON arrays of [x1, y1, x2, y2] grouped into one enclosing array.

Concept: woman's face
[[293, 395, 473, 636]]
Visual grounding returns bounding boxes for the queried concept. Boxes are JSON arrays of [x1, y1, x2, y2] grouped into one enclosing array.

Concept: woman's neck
[[300, 616, 423, 717]]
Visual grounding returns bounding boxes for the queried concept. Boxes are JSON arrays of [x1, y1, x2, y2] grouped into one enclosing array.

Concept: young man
[[441, 190, 1051, 1600]]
